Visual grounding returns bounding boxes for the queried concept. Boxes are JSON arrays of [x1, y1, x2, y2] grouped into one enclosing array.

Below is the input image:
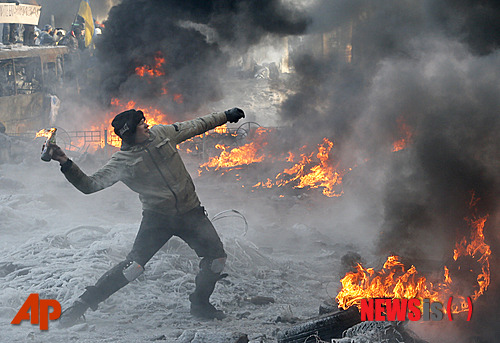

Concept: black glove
[[225, 107, 245, 123]]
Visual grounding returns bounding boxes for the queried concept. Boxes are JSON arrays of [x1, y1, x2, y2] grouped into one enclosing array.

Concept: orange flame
[[392, 117, 413, 152], [253, 178, 274, 188], [274, 138, 344, 197], [199, 127, 270, 171], [213, 124, 229, 134], [200, 142, 267, 171], [336, 193, 491, 314], [135, 52, 165, 77], [453, 214, 491, 302], [336, 255, 440, 311], [133, 53, 186, 106], [200, 135, 346, 197], [35, 128, 56, 138]]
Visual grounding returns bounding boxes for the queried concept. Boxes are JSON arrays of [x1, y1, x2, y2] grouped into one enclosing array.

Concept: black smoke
[[279, 1, 500, 340], [95, 0, 309, 115], [429, 0, 500, 55]]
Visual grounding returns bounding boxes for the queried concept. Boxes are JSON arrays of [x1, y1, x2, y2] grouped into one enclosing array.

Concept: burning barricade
[[278, 193, 491, 342], [199, 129, 348, 198], [337, 194, 490, 318]]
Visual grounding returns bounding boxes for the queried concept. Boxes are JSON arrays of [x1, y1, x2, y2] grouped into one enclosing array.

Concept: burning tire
[[277, 307, 361, 343]]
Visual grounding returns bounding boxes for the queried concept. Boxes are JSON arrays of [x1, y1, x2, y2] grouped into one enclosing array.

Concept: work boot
[[189, 269, 226, 320], [58, 300, 89, 328], [189, 294, 226, 320]]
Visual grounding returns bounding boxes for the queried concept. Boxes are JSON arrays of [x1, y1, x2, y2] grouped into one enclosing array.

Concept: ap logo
[[11, 293, 61, 330]]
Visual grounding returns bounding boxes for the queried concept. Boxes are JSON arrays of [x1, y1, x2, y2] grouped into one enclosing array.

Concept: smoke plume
[[95, 0, 309, 115]]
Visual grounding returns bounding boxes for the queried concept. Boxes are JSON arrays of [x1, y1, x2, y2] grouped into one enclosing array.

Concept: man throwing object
[[51, 107, 245, 326]]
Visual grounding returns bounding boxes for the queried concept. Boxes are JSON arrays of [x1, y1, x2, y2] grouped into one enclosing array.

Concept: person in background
[[39, 24, 55, 45], [33, 27, 40, 45], [58, 29, 79, 50], [54, 28, 65, 44]]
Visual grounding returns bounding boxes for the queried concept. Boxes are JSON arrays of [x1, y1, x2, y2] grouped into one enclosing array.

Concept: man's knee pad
[[210, 257, 226, 274], [122, 260, 144, 282], [200, 257, 226, 274]]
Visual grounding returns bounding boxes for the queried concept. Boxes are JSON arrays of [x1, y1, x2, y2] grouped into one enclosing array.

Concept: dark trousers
[[81, 206, 226, 309]]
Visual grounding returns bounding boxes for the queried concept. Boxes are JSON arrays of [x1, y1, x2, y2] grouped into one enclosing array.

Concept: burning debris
[[336, 193, 491, 317], [133, 51, 184, 104], [272, 138, 344, 197], [134, 51, 165, 78], [199, 132, 347, 197], [201, 141, 267, 171], [391, 117, 413, 153], [199, 127, 269, 172]]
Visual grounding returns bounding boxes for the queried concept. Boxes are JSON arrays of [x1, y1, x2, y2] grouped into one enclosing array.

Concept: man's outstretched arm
[[51, 144, 121, 194], [162, 108, 245, 145]]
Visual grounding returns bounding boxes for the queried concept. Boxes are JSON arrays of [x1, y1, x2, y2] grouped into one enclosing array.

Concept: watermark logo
[[11, 293, 61, 330], [360, 297, 472, 321]]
